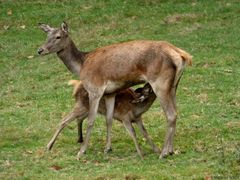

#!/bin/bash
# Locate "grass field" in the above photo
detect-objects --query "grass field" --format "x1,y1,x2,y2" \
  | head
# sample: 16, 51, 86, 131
1, 0, 240, 179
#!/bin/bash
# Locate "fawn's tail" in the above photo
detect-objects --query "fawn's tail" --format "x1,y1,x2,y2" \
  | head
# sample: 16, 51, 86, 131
68, 80, 81, 96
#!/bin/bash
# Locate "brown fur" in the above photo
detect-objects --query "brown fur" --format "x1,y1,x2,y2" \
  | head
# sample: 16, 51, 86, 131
39, 22, 192, 159
47, 81, 159, 158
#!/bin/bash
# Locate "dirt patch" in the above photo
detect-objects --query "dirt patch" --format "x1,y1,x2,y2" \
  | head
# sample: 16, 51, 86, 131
196, 93, 208, 104
163, 13, 200, 25
226, 121, 240, 129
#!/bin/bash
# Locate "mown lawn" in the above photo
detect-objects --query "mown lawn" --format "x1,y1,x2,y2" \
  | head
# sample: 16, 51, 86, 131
0, 0, 240, 179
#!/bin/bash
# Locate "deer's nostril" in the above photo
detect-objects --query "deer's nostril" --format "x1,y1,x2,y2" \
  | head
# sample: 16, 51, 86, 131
38, 48, 44, 54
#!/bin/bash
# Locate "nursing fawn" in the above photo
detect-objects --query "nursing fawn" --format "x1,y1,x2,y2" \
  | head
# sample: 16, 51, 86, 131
47, 81, 159, 158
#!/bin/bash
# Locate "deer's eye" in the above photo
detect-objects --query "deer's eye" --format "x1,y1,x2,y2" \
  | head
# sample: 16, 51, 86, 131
56, 36, 61, 39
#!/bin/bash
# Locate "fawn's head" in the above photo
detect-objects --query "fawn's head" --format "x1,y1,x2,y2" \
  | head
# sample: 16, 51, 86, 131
38, 22, 70, 55
132, 83, 153, 103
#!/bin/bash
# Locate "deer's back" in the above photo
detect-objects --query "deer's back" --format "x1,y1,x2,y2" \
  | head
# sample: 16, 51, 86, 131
80, 40, 180, 93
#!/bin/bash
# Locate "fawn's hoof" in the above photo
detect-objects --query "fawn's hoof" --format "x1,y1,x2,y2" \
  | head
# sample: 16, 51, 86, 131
139, 154, 144, 160
77, 138, 84, 144
46, 143, 53, 151
138, 152, 144, 160
104, 147, 112, 154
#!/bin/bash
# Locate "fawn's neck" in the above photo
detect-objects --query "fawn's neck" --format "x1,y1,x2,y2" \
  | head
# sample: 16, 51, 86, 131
134, 94, 156, 117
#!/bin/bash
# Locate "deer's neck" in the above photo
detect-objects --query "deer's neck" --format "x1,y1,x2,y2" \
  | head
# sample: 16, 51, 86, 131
134, 94, 156, 117
57, 39, 87, 75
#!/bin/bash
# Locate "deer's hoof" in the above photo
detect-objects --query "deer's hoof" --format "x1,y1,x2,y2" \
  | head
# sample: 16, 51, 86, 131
104, 147, 112, 154
159, 151, 175, 159
159, 151, 168, 159
159, 154, 166, 159
77, 150, 86, 160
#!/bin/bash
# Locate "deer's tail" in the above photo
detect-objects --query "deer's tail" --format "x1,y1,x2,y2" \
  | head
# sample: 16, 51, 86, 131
171, 45, 193, 66
172, 46, 192, 87
178, 48, 192, 66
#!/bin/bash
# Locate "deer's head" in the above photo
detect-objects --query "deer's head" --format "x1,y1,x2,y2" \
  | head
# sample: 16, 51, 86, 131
38, 22, 70, 55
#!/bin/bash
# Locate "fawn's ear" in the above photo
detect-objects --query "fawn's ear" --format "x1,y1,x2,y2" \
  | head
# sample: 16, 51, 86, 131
38, 23, 53, 33
61, 21, 68, 33
143, 83, 153, 94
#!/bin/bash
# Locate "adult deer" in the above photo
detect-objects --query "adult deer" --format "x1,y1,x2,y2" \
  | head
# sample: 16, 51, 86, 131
38, 22, 192, 159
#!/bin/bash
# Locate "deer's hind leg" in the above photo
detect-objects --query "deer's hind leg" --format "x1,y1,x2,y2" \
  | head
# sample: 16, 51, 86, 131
150, 73, 177, 158
159, 87, 177, 158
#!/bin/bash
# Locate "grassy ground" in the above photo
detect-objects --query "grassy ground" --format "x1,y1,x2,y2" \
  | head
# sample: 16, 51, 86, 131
1, 0, 240, 179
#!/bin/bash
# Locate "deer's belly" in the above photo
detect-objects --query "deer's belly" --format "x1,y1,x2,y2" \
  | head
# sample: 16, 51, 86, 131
105, 79, 145, 94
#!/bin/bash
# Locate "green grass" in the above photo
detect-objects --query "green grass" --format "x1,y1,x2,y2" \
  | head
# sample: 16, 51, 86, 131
1, 0, 240, 179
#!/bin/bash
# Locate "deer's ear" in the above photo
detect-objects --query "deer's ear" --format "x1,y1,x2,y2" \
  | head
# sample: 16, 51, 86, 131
39, 23, 53, 33
61, 21, 68, 33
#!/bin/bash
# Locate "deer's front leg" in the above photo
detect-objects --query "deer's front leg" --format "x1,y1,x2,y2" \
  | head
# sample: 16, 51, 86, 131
77, 94, 101, 160
104, 94, 116, 153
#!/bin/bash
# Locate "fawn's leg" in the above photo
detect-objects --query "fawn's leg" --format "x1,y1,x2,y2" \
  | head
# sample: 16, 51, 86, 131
135, 117, 161, 154
77, 114, 88, 143
122, 120, 144, 159
77, 119, 84, 143
47, 111, 78, 150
